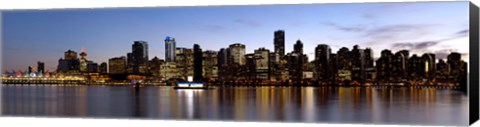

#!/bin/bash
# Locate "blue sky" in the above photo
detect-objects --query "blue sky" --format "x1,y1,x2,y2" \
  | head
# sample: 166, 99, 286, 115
1, 1, 469, 71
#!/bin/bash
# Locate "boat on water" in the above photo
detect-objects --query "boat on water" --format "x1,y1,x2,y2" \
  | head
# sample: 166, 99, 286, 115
173, 82, 213, 89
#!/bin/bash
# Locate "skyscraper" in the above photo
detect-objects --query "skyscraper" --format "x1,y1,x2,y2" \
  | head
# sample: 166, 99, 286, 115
99, 62, 108, 74
109, 56, 127, 74
148, 57, 164, 80
64, 50, 77, 60
350, 45, 366, 83
128, 41, 149, 74
176, 47, 194, 80
377, 49, 393, 82
202, 50, 218, 80
57, 49, 80, 73
254, 47, 270, 80
37, 61, 45, 73
80, 48, 87, 72
274, 30, 285, 61
165, 36, 176, 62
294, 39, 304, 54
228, 43, 246, 65
315, 44, 331, 82
193, 44, 203, 81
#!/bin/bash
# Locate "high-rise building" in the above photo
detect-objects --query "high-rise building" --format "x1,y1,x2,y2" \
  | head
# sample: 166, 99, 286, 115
127, 41, 149, 74
99, 62, 108, 74
109, 56, 127, 74
328, 53, 338, 83
245, 53, 256, 80
148, 57, 164, 80
286, 40, 307, 83
364, 48, 375, 68
160, 62, 178, 80
447, 52, 466, 84
274, 30, 285, 61
64, 50, 77, 60
176, 47, 194, 80
165, 36, 176, 62
37, 61, 45, 73
351, 45, 366, 83
202, 50, 218, 80
254, 48, 270, 80
193, 44, 203, 81
421, 53, 436, 81
57, 50, 80, 73
315, 44, 331, 82
293, 40, 303, 54
435, 59, 450, 82
80, 48, 88, 72
392, 52, 407, 81
86, 61, 98, 73
376, 49, 393, 82
407, 54, 421, 81
228, 43, 246, 65
28, 66, 34, 74
217, 48, 229, 80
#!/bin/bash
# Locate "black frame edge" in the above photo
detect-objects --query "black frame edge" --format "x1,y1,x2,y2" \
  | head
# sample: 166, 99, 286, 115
469, 1, 480, 125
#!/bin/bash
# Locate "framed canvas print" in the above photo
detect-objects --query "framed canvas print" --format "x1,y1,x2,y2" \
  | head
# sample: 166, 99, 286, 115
1, 0, 479, 126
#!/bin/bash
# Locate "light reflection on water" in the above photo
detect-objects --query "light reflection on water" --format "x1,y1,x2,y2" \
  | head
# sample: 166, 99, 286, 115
1, 85, 469, 126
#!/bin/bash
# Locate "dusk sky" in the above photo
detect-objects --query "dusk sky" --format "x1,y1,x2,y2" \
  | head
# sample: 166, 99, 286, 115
1, 1, 470, 72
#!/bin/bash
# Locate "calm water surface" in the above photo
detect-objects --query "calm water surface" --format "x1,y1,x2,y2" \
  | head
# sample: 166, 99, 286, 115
1, 85, 469, 126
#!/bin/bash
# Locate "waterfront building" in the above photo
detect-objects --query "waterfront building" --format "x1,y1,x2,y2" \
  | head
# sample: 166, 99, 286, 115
57, 49, 80, 74
86, 61, 99, 73
109, 56, 127, 74
165, 36, 176, 62
435, 59, 450, 82
148, 56, 164, 80
80, 48, 87, 72
336, 47, 351, 83
176, 47, 194, 80
99, 62, 108, 74
447, 52, 466, 85
129, 41, 149, 74
193, 44, 203, 81
245, 53, 256, 80
228, 43, 246, 65
328, 53, 338, 83
160, 62, 179, 80
421, 53, 436, 82
202, 50, 218, 81
408, 54, 422, 81
64, 50, 77, 60
37, 61, 45, 74
217, 48, 229, 80
392, 52, 407, 82
286, 40, 307, 83
274, 30, 285, 61
376, 49, 393, 82
315, 44, 331, 83
254, 48, 270, 80
351, 45, 367, 83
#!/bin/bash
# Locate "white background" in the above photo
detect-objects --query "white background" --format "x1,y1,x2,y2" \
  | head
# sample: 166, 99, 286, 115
0, 0, 479, 127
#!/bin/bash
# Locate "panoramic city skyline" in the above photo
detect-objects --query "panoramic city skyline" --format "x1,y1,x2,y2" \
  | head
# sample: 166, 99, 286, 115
2, 2, 469, 71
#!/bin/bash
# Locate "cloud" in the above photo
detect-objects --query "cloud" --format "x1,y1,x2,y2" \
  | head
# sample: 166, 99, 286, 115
322, 22, 368, 32
203, 25, 226, 32
434, 49, 459, 60
454, 29, 469, 37
392, 41, 440, 50
234, 19, 262, 27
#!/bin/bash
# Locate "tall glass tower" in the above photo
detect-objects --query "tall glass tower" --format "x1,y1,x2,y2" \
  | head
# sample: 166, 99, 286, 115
165, 36, 176, 62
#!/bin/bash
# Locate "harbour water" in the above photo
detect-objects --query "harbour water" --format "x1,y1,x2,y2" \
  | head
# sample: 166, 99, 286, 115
1, 85, 469, 126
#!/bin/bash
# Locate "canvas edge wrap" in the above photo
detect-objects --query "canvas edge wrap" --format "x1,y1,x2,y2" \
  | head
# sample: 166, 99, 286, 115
469, 1, 479, 125
0, 11, 3, 116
